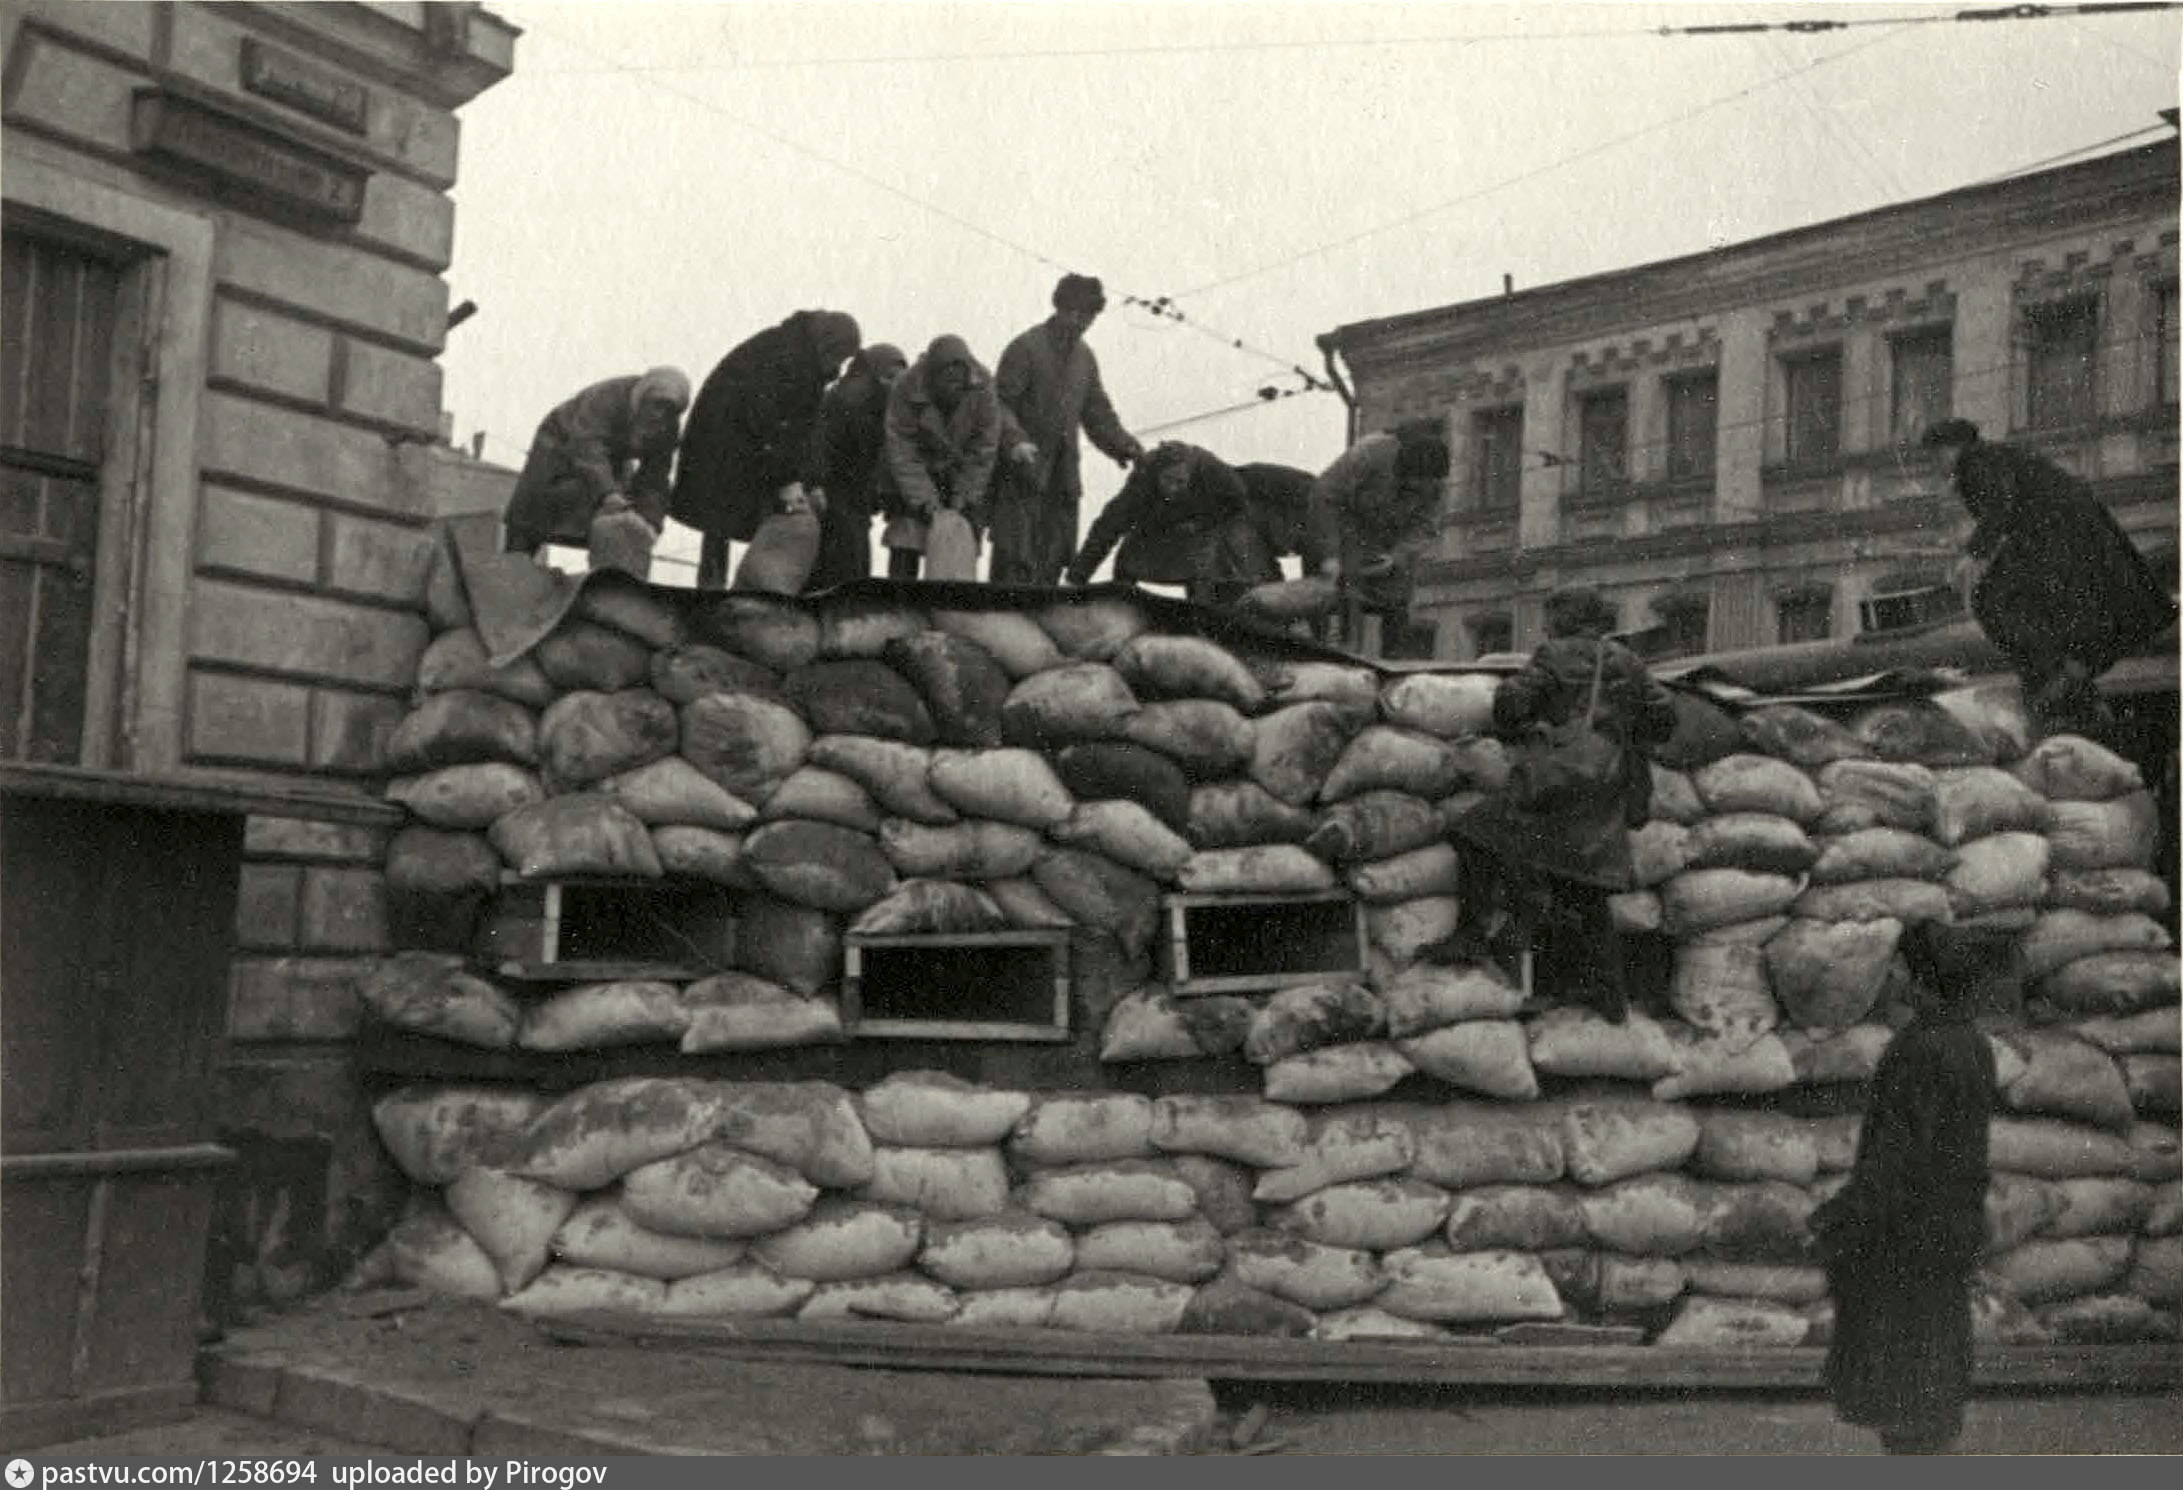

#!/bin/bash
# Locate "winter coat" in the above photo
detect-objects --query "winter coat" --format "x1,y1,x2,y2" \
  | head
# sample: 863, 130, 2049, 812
1305, 433, 1442, 582
1448, 634, 1679, 890
994, 317, 1133, 505
503, 376, 678, 550
669, 313, 838, 542
879, 339, 1001, 552
1066, 444, 1248, 586
1814, 1014, 1995, 1442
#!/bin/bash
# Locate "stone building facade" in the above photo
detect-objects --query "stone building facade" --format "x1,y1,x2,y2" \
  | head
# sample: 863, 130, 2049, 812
1319, 139, 2180, 662
2, 1, 514, 1293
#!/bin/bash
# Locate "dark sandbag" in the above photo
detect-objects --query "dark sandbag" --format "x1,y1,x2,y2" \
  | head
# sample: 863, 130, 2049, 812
850, 880, 1008, 935
1738, 705, 1874, 769
1187, 781, 1317, 849
1001, 663, 1140, 749
1056, 742, 1193, 834
1036, 595, 1149, 661
1033, 849, 1162, 957
385, 824, 503, 899
385, 763, 544, 830
690, 593, 821, 672
416, 629, 555, 708
680, 692, 811, 799
490, 795, 663, 879
1307, 790, 1443, 864
883, 631, 1010, 748
806, 736, 957, 825
1252, 702, 1359, 807
757, 768, 882, 833
650, 643, 782, 706
534, 619, 654, 693
385, 690, 537, 773
1651, 689, 1748, 772
538, 689, 679, 791
573, 572, 686, 648
362, 951, 519, 1049
742, 821, 897, 914
1851, 701, 1996, 768
817, 593, 928, 659
1243, 981, 1388, 1066
1122, 699, 1257, 781
1179, 1277, 1317, 1337
423, 530, 472, 632
784, 658, 936, 745
735, 893, 843, 995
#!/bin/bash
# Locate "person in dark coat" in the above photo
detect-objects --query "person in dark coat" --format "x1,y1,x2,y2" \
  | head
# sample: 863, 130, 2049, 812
1199, 461, 1322, 607
502, 367, 691, 560
1063, 441, 1250, 600
670, 309, 863, 589
1421, 587, 1679, 1020
1305, 423, 1450, 629
1811, 921, 1996, 1455
807, 343, 907, 592
1924, 418, 2177, 737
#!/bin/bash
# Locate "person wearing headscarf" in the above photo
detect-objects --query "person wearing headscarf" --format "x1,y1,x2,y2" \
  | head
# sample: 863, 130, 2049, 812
990, 274, 1146, 585
1305, 421, 1452, 627
1420, 586, 1678, 1021
1923, 418, 2176, 737
1063, 441, 1250, 601
670, 309, 863, 589
502, 367, 691, 563
879, 335, 1002, 580
807, 343, 908, 591
1812, 922, 1996, 1455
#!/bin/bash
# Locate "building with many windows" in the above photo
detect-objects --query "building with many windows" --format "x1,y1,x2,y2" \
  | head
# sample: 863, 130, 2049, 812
1319, 138, 2179, 662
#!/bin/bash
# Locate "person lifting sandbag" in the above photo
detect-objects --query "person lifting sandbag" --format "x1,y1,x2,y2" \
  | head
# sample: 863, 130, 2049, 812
502, 368, 691, 581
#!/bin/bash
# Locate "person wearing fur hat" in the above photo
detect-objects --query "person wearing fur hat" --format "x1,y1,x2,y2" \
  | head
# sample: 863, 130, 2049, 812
807, 343, 908, 591
1305, 420, 1452, 626
502, 367, 691, 574
879, 335, 1002, 579
990, 274, 1146, 585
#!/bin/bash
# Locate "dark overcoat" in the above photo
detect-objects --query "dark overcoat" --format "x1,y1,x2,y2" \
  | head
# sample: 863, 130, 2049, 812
1066, 445, 1248, 586
669, 314, 835, 543
503, 375, 677, 551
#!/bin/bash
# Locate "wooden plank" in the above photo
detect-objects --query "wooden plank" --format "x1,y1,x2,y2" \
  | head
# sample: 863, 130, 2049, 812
1173, 969, 1365, 996
0, 761, 400, 824
1, 1144, 235, 1178
848, 1019, 1073, 1044
494, 960, 702, 985
1164, 892, 1355, 908
846, 931, 1069, 948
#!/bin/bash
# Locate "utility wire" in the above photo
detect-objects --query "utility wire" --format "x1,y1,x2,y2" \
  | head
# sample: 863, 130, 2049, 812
1971, 122, 2175, 182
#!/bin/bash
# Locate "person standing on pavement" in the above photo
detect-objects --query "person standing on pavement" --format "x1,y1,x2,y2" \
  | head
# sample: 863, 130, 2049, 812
1063, 440, 1249, 601
1811, 922, 1997, 1456
501, 367, 691, 576
807, 343, 908, 591
1305, 421, 1451, 637
879, 335, 1002, 580
670, 309, 863, 589
991, 274, 1145, 585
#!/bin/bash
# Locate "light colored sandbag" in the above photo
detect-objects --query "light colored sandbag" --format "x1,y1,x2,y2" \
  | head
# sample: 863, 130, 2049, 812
976, 876, 1070, 932
1113, 632, 1264, 712
1528, 1007, 1682, 1081
953, 1288, 1059, 1327
1686, 813, 1819, 876
1254, 1111, 1415, 1204
539, 690, 679, 793
653, 1262, 815, 1319
1853, 700, 1996, 768
1652, 1024, 1796, 1101
2043, 1177, 2155, 1239
1660, 868, 1804, 936
2128, 1236, 2182, 1305
1012, 1093, 1155, 1165
752, 1199, 924, 1282
2126, 1054, 2180, 1115
416, 628, 553, 707
1166, 1153, 1258, 1235
857, 1145, 1011, 1221
1256, 658, 1382, 714
1346, 842, 1464, 903
1263, 1043, 1414, 1104
551, 1197, 748, 1281
848, 879, 1007, 936
1656, 1295, 1809, 1348
1368, 895, 1465, 965
1681, 1262, 1828, 1304
1074, 1218, 1227, 1284
1244, 982, 1387, 1066
1809, 827, 1955, 884
2147, 1183, 2183, 1237
1944, 831, 2050, 917
999, 663, 1139, 748
1397, 1020, 1539, 1101
742, 820, 896, 914
602, 755, 758, 831
504, 1077, 725, 1190
1377, 1247, 1563, 1323
1321, 726, 1467, 804
1813, 758, 1936, 835
917, 1212, 1075, 1290
814, 594, 927, 659
1782, 1024, 1894, 1086
1150, 1095, 1309, 1168
1764, 917, 1900, 1030
1580, 1173, 1710, 1255
385, 691, 539, 775
1985, 1173, 2061, 1253
1647, 762, 1705, 824
1120, 699, 1256, 782
362, 954, 522, 1049
757, 766, 882, 833
1379, 673, 1499, 738
1669, 941, 1779, 1044
1628, 821, 1694, 888
2002, 1030, 2135, 1131
1018, 1159, 1199, 1226
1398, 1101, 1566, 1188
1101, 989, 1204, 1062
2046, 792, 2162, 872
387, 763, 544, 830
701, 1080, 874, 1190
1185, 780, 1318, 850
1560, 1100, 1701, 1187
1313, 791, 1445, 865
930, 608, 1065, 679
1442, 1185, 1588, 1252
1048, 1271, 1194, 1334
1053, 800, 1192, 880
1251, 701, 1362, 808
1932, 682, 2033, 767
1228, 1229, 1386, 1310
1989, 1236, 2133, 1303
1033, 849, 1161, 953
1312, 1306, 1449, 1341
2038, 951, 2183, 1017
678, 691, 810, 799
2128, 1122, 2181, 1183
372, 1086, 545, 1187
681, 976, 842, 1055
880, 818, 1045, 881
1811, 1114, 1863, 1172
650, 825, 746, 884
385, 1210, 504, 1300
501, 1265, 666, 1318
1932, 766, 2051, 847
730, 508, 821, 594
857, 1073, 1030, 1150
2050, 867, 2173, 919
1738, 703, 1875, 769
1691, 915, 1791, 948
2039, 1294, 2170, 1343
806, 735, 956, 825
2011, 733, 2145, 802
1693, 754, 1823, 824
621, 1144, 819, 1240
1273, 1177, 1450, 1252
2074, 1007, 2183, 1057
1793, 877, 1954, 925
798, 1273, 961, 1324
1177, 845, 1338, 896
1693, 1111, 1821, 1185
1380, 962, 1526, 1037
491, 795, 663, 881
1036, 595, 1150, 661
2022, 910, 2174, 982
521, 980, 688, 1052
445, 1168, 577, 1294
1989, 1117, 2137, 1179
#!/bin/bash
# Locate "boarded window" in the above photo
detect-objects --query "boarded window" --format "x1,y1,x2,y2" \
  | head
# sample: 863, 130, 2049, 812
1783, 349, 1842, 467
1665, 372, 1717, 482
1468, 612, 1513, 659
1776, 590, 1833, 644
2025, 296, 2099, 431
1470, 405, 1523, 512
1889, 327, 1953, 443
1575, 387, 1628, 498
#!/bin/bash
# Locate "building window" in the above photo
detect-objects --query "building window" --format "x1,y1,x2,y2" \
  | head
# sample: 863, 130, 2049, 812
2158, 281, 2179, 408
2024, 295, 2099, 431
1575, 386, 1629, 499
1468, 612, 1513, 659
1776, 588, 1833, 644
1782, 349, 1843, 468
1381, 616, 1437, 661
1664, 372, 1718, 482
1469, 405, 1523, 513
1653, 592, 1711, 659
1889, 326, 1953, 444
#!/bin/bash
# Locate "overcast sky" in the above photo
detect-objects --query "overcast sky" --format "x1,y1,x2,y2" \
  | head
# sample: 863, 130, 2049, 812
435, 0, 2181, 582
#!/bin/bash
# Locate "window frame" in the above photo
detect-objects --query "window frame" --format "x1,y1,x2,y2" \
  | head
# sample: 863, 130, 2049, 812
1663, 369, 1719, 484
2022, 293, 2101, 433
1572, 384, 1630, 501
1887, 324, 1954, 446
1467, 611, 1513, 660
1780, 346, 1845, 471
1468, 403, 1524, 514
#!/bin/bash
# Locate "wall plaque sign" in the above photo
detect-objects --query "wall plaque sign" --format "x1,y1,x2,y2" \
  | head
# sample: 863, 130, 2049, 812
131, 89, 369, 228
239, 37, 370, 136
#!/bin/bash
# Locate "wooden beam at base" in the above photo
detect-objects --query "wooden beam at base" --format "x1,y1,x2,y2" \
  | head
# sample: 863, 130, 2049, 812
536, 1312, 2181, 1393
